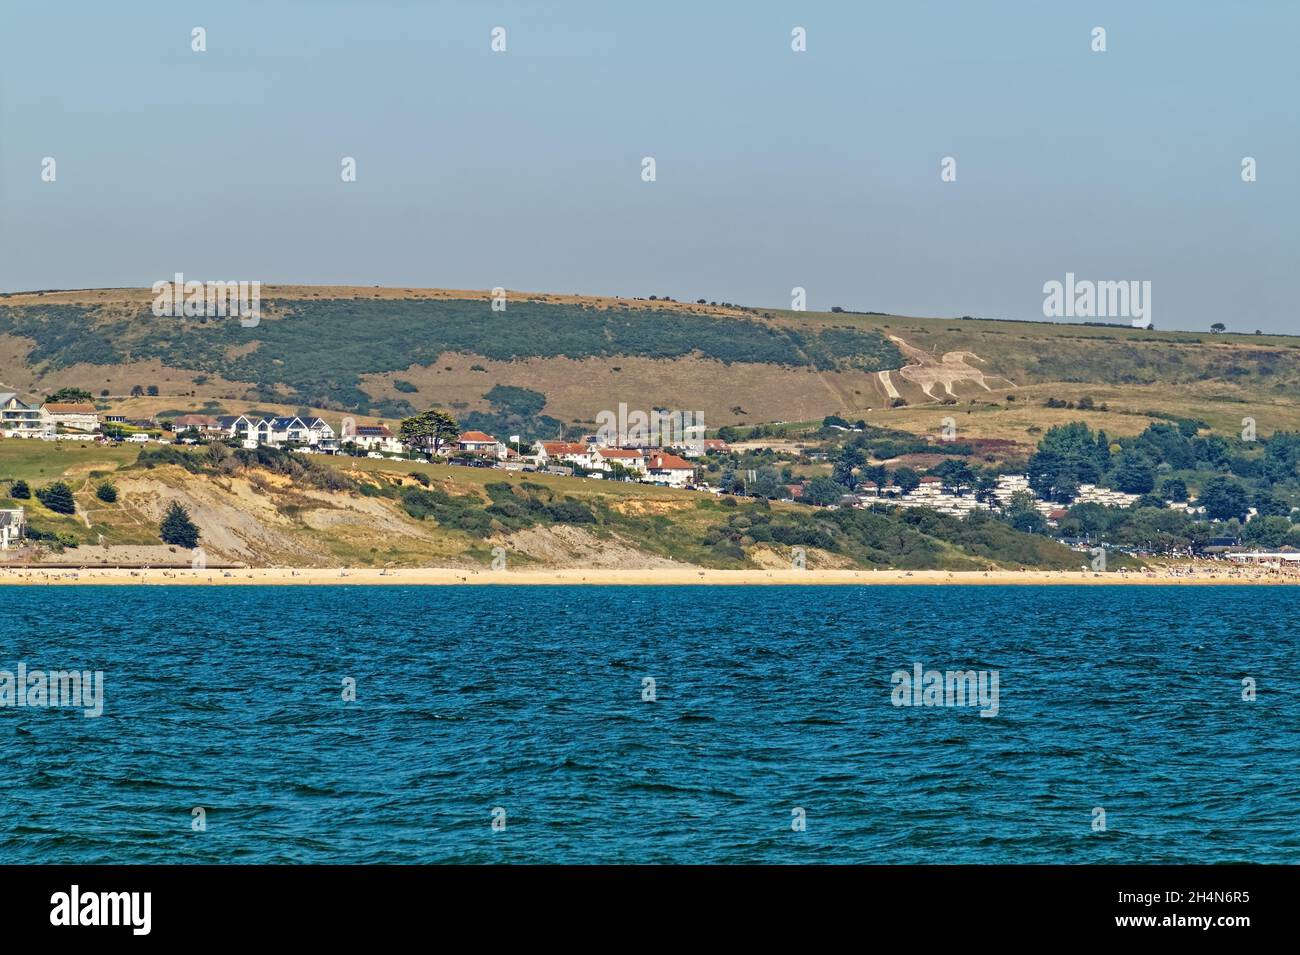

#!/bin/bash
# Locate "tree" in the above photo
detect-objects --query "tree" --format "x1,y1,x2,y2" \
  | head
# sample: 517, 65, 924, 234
159, 502, 200, 548
1112, 451, 1156, 495
1160, 478, 1188, 503
932, 459, 975, 494
1210, 323, 1226, 333
45, 387, 93, 403
9, 480, 30, 499
398, 409, 459, 455
831, 445, 864, 488
146, 385, 159, 396
35, 481, 76, 514
802, 477, 844, 507
130, 385, 144, 397
747, 466, 786, 500
1005, 491, 1046, 533
892, 466, 921, 494
1197, 477, 1251, 522
95, 482, 118, 503
1243, 515, 1292, 549
1049, 470, 1080, 504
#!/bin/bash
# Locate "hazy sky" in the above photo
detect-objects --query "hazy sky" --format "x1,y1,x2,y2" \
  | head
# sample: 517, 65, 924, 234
2, 1, 1296, 332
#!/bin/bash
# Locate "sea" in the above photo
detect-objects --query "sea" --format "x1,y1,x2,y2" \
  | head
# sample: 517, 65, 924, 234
0, 585, 1295, 864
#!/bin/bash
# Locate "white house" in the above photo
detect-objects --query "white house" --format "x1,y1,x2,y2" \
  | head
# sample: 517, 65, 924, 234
537, 441, 603, 471
644, 452, 695, 487
41, 402, 100, 433
217, 415, 255, 441
264, 417, 312, 446
304, 417, 338, 451
595, 447, 648, 475
348, 424, 404, 454
0, 507, 25, 549
0, 394, 51, 438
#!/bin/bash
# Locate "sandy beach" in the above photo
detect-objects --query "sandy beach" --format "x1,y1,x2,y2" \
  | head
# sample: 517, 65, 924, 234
0, 565, 1296, 586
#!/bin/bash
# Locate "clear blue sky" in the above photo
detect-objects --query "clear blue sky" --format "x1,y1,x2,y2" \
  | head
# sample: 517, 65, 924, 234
1, 0, 1296, 332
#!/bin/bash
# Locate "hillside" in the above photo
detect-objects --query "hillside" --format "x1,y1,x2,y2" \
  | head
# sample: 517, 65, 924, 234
4, 286, 1299, 452
0, 441, 1082, 572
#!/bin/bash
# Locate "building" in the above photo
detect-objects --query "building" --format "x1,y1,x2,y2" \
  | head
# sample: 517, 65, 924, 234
303, 417, 338, 451
537, 441, 602, 470
41, 402, 100, 433
594, 447, 647, 475
265, 417, 312, 445
456, 431, 502, 458
0, 508, 25, 549
644, 452, 696, 487
171, 414, 223, 435
348, 424, 403, 454
217, 415, 255, 442
0, 394, 51, 438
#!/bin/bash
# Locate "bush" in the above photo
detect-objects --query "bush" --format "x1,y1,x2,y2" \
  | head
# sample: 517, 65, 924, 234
9, 479, 30, 499
95, 482, 118, 503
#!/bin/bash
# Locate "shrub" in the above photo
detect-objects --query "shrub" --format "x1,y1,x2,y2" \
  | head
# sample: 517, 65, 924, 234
95, 482, 118, 503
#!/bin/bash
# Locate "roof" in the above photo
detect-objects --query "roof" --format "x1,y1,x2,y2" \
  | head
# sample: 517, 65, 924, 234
217, 415, 250, 427
355, 425, 392, 437
43, 403, 97, 414
458, 431, 497, 443
919, 475, 942, 484
646, 453, 693, 470
597, 448, 645, 459
542, 441, 588, 455
268, 417, 306, 429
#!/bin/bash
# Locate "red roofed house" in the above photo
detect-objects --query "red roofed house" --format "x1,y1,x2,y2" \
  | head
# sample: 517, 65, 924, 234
594, 447, 647, 476
536, 440, 601, 470
457, 431, 502, 458
644, 453, 696, 487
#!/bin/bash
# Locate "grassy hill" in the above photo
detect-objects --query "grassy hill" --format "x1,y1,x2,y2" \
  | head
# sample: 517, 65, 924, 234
3, 285, 1298, 452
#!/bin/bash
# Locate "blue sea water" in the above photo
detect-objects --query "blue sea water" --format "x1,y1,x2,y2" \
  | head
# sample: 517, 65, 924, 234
0, 585, 1295, 864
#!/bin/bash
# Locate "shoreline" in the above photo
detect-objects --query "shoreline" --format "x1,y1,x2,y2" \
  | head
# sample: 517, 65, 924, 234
0, 566, 1296, 586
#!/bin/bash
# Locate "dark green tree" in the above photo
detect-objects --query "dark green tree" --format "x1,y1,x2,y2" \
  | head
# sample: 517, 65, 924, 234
802, 476, 844, 507
159, 501, 200, 548
398, 409, 460, 454
35, 481, 76, 514
1197, 477, 1251, 522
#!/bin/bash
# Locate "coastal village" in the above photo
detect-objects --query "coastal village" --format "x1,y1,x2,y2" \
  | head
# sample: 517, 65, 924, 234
1, 387, 1292, 574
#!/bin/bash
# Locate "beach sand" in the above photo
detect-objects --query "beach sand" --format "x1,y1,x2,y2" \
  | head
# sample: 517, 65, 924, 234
0, 566, 1295, 586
